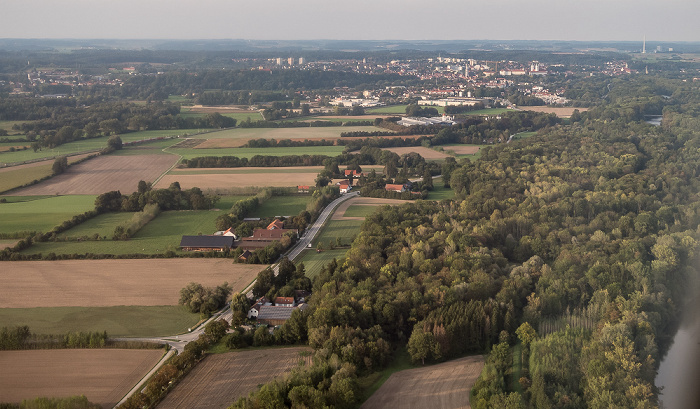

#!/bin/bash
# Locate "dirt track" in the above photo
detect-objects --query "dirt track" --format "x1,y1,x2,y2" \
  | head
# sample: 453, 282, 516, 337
7, 155, 177, 195
157, 347, 312, 409
0, 349, 163, 408
361, 355, 485, 409
0, 259, 264, 308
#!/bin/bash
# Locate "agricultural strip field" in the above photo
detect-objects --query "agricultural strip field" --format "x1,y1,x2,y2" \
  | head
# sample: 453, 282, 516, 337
155, 171, 319, 190
366, 105, 445, 115
56, 212, 137, 239
0, 153, 97, 193
382, 146, 452, 160
184, 126, 381, 141
360, 355, 485, 409
0, 195, 96, 235
7, 155, 178, 196
0, 306, 199, 337
169, 146, 345, 160
169, 166, 324, 175
0, 259, 264, 308
461, 108, 512, 116
248, 195, 311, 218
0, 349, 164, 408
441, 145, 480, 155
157, 347, 312, 409
519, 106, 588, 117
22, 209, 233, 255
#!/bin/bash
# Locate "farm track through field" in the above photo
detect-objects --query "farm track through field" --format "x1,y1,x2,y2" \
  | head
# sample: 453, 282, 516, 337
0, 259, 265, 308
6, 155, 178, 195
361, 356, 485, 409
0, 349, 163, 409
156, 347, 312, 409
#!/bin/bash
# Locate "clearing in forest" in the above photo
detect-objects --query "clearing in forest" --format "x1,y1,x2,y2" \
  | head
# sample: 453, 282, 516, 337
519, 106, 588, 117
382, 146, 451, 160
7, 155, 178, 196
361, 355, 485, 409
0, 349, 163, 409
157, 347, 312, 409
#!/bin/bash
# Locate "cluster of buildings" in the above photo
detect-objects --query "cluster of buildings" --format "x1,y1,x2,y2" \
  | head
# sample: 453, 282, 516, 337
179, 218, 298, 259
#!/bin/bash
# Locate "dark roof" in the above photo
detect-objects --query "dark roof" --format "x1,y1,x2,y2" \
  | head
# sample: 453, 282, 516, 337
257, 305, 295, 321
180, 235, 234, 249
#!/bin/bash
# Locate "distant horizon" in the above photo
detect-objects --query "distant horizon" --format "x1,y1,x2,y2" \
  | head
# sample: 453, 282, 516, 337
3, 1, 699, 43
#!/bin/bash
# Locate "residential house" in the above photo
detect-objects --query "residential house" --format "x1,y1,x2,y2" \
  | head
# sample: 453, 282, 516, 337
384, 184, 407, 193
274, 296, 295, 307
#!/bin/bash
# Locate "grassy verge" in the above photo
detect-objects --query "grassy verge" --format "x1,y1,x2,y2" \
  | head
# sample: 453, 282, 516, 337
0, 305, 200, 337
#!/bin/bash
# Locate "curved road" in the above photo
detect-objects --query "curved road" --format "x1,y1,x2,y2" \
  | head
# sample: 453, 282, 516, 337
112, 191, 358, 408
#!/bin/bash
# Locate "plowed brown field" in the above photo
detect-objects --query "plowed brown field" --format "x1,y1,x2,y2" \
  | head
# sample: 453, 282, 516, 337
0, 259, 264, 308
0, 349, 163, 408
157, 347, 312, 409
382, 146, 451, 160
7, 155, 177, 195
155, 172, 319, 189
361, 355, 485, 409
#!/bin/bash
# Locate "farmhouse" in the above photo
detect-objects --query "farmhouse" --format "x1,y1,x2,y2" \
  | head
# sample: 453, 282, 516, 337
344, 169, 363, 177
297, 185, 310, 192
274, 296, 295, 307
267, 219, 285, 230
179, 235, 234, 252
385, 184, 407, 193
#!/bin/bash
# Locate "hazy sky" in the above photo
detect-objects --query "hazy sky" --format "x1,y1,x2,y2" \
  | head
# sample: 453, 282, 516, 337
2, 0, 698, 42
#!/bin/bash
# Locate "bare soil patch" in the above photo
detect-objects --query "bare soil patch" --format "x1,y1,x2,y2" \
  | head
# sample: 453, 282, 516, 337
442, 145, 480, 155
0, 349, 163, 408
333, 197, 406, 220
0, 259, 264, 308
361, 355, 485, 409
156, 172, 319, 190
7, 155, 177, 196
382, 146, 451, 160
519, 106, 588, 117
157, 347, 312, 409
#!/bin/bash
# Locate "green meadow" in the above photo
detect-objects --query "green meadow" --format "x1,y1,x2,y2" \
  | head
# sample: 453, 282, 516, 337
297, 248, 347, 279
249, 195, 311, 218
0, 195, 97, 235
342, 205, 381, 218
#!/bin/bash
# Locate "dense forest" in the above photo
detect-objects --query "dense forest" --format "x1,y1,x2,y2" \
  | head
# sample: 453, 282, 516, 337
226, 75, 700, 408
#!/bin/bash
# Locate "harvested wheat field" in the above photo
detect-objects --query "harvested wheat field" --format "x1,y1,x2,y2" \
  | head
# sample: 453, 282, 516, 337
157, 347, 312, 409
0, 259, 264, 308
382, 146, 451, 160
7, 155, 177, 196
442, 145, 480, 155
156, 172, 319, 190
519, 106, 588, 117
333, 197, 406, 220
361, 356, 485, 409
0, 349, 163, 408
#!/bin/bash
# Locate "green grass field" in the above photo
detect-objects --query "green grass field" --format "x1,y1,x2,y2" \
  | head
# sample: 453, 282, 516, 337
0, 306, 200, 337
0, 195, 97, 235
179, 110, 264, 123
297, 248, 347, 279
439, 144, 485, 161
249, 195, 311, 218
23, 209, 226, 255
462, 108, 512, 116
511, 131, 538, 140
56, 212, 137, 239
0, 120, 34, 133
342, 205, 381, 218
169, 146, 345, 160
313, 219, 364, 247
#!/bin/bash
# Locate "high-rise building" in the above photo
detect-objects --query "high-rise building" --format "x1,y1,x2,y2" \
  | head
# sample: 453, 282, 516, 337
299, 57, 305, 65
288, 57, 294, 66
276, 58, 282, 66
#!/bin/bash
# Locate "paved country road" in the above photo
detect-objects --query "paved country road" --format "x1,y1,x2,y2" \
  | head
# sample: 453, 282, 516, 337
112, 191, 358, 408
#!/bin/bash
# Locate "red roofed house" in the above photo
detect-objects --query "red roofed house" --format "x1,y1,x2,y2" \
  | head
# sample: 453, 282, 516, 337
344, 169, 363, 177
385, 184, 406, 193
274, 296, 295, 307
267, 219, 285, 230
297, 185, 310, 192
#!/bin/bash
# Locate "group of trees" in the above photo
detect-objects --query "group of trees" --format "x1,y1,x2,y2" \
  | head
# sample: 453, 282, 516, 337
178, 282, 232, 316
0, 326, 108, 350
94, 181, 218, 213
